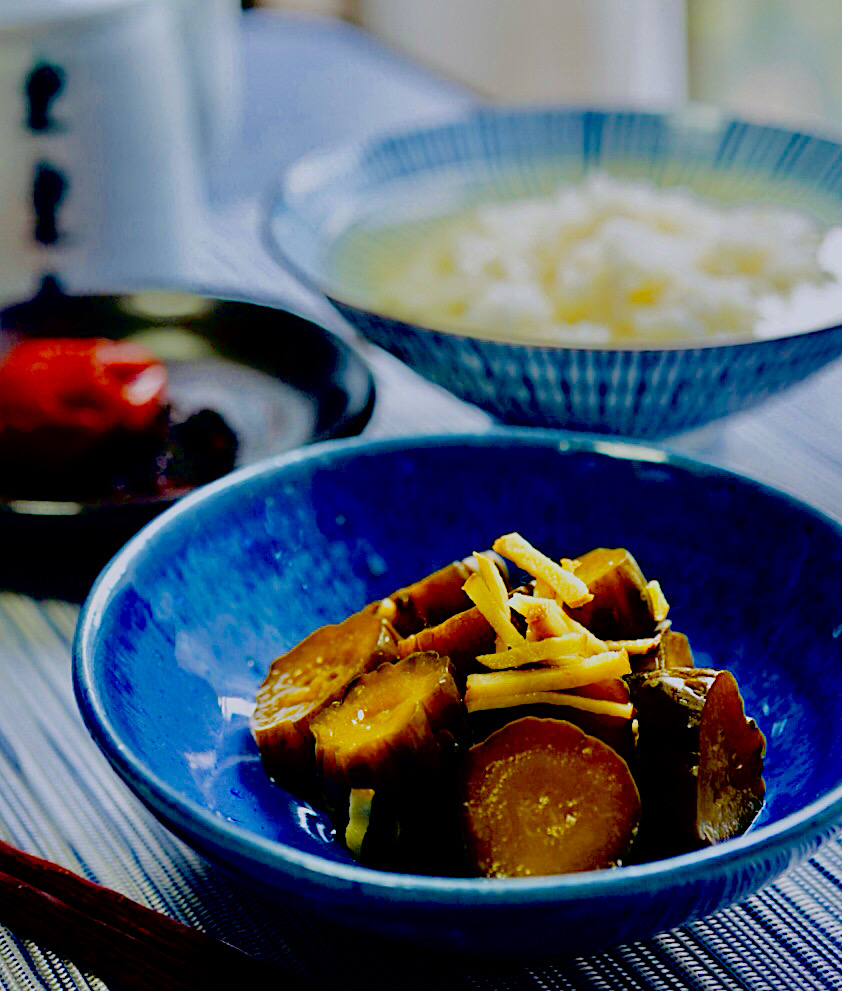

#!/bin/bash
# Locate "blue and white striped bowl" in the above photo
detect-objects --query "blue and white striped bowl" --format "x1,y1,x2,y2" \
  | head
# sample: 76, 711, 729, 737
265, 107, 842, 437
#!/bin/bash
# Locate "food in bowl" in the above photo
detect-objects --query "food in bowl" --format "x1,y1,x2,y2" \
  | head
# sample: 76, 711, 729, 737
253, 533, 765, 878
355, 173, 829, 346
268, 109, 842, 435
0, 336, 238, 502
71, 432, 842, 955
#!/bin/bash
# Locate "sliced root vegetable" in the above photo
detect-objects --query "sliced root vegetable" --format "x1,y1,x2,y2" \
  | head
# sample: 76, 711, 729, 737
604, 634, 662, 654
626, 666, 764, 861
475, 633, 592, 670
311, 651, 465, 792
474, 551, 511, 618
697, 671, 766, 844
345, 788, 376, 857
509, 593, 574, 640
626, 664, 715, 860
566, 547, 655, 640
465, 650, 631, 708
374, 552, 508, 638
396, 605, 496, 683
251, 611, 399, 790
462, 572, 524, 649
468, 678, 635, 759
627, 666, 717, 743
466, 690, 633, 719
312, 651, 469, 874
460, 717, 641, 877
633, 627, 695, 674
492, 533, 593, 608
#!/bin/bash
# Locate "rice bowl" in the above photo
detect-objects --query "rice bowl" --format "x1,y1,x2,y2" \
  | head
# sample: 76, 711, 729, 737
265, 107, 842, 436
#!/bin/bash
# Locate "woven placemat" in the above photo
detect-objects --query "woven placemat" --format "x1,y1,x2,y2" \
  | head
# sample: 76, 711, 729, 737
1, 559, 841, 991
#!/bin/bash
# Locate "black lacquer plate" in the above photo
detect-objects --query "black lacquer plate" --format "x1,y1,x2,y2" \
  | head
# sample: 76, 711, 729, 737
0, 287, 375, 599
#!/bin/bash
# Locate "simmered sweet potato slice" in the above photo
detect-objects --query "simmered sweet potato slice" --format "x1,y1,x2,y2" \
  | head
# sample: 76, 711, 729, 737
375, 553, 508, 638
698, 671, 766, 844
311, 651, 467, 872
251, 611, 399, 790
567, 548, 656, 640
253, 553, 504, 790
396, 606, 497, 684
311, 651, 465, 791
460, 717, 641, 878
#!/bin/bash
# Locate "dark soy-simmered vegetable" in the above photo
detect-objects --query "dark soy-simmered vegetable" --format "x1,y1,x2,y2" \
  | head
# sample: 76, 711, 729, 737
396, 606, 497, 685
252, 537, 765, 877
251, 611, 398, 790
460, 717, 641, 877
698, 670, 766, 844
635, 628, 695, 673
625, 667, 715, 860
253, 555, 503, 790
378, 553, 508, 637
311, 651, 467, 874
342, 778, 468, 876
567, 548, 657, 640
311, 651, 464, 792
626, 667, 765, 861
469, 676, 632, 740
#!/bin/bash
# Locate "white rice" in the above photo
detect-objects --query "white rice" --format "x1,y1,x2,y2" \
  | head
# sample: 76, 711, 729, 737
367, 173, 829, 345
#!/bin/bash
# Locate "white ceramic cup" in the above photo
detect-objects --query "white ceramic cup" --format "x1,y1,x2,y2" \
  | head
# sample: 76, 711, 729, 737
0, 0, 205, 306
167, 0, 242, 166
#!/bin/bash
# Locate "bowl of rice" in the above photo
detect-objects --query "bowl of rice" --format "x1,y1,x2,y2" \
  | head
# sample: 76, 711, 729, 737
265, 106, 842, 437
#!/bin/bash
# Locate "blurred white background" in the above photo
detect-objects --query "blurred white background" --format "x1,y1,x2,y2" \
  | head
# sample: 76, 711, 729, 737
249, 0, 842, 132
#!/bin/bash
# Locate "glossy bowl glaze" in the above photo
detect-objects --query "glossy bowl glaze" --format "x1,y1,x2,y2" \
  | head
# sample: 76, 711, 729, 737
265, 107, 842, 437
73, 431, 842, 957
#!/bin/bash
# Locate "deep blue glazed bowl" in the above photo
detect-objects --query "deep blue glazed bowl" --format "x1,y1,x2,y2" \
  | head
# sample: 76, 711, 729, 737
265, 107, 842, 437
73, 431, 842, 957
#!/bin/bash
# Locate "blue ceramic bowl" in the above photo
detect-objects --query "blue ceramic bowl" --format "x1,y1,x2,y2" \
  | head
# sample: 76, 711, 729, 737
265, 107, 842, 437
73, 431, 842, 957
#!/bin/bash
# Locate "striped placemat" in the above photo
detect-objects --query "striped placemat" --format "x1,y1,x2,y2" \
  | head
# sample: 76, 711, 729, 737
2, 587, 842, 991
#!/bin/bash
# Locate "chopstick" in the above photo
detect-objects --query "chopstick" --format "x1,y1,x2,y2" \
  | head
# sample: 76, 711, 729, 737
0, 838, 297, 991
